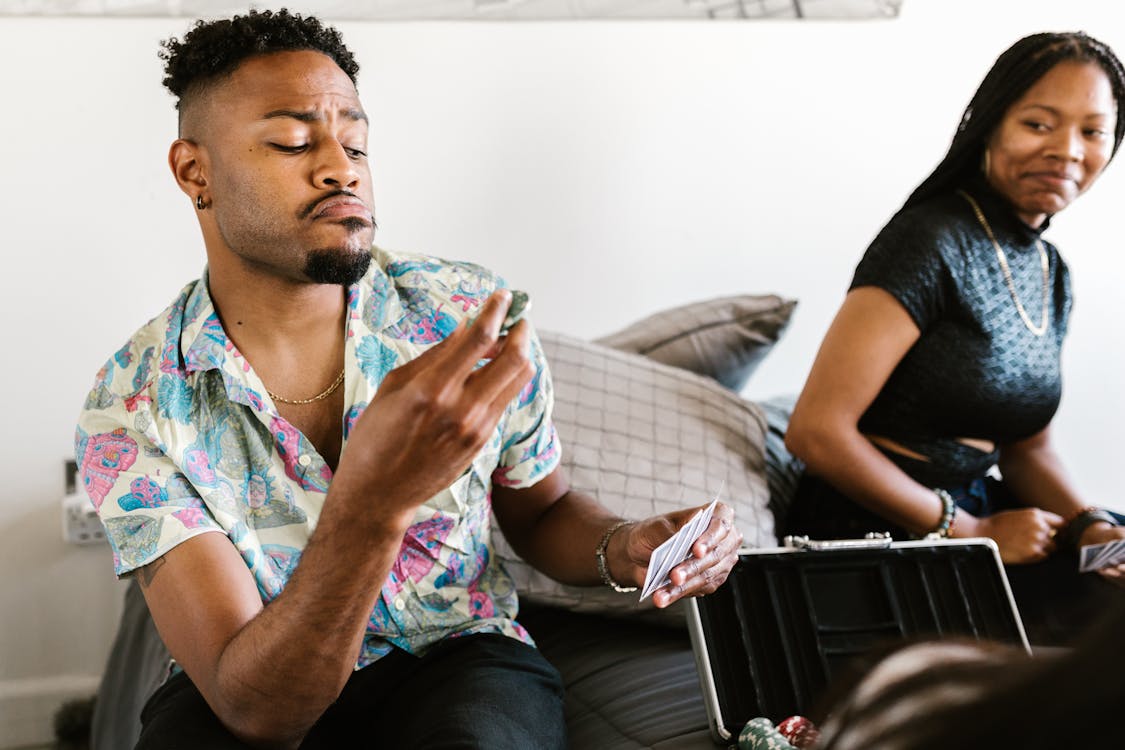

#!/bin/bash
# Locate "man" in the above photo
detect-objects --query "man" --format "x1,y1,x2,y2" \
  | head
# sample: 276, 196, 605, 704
76, 10, 740, 749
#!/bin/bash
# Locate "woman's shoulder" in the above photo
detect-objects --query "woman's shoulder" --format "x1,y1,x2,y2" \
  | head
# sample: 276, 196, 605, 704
875, 191, 978, 249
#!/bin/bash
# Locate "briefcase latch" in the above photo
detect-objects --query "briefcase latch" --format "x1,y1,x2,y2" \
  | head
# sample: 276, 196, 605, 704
782, 532, 893, 551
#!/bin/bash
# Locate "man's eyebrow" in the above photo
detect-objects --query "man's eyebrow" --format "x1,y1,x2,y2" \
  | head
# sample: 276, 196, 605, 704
261, 108, 369, 123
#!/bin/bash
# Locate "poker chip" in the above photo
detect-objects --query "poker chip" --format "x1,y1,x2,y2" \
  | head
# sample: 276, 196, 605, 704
776, 715, 821, 749
738, 717, 796, 750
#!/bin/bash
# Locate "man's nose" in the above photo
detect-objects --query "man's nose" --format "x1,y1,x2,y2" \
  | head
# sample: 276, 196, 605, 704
313, 141, 361, 189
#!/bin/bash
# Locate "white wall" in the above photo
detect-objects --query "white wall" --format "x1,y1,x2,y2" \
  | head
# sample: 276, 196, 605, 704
2, 0, 1124, 744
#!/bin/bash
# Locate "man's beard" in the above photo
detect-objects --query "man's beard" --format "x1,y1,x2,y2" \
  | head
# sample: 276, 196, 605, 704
304, 243, 372, 286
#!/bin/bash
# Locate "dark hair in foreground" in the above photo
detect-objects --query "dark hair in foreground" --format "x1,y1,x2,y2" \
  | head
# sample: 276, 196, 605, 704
903, 31, 1125, 211
159, 8, 359, 110
816, 599, 1125, 750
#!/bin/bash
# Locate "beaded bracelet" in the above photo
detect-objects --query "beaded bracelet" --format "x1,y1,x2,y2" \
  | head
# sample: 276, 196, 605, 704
595, 520, 638, 593
923, 488, 956, 539
1060, 506, 1119, 550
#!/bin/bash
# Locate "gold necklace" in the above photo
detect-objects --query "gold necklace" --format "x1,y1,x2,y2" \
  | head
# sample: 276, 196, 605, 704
266, 367, 346, 405
957, 190, 1049, 337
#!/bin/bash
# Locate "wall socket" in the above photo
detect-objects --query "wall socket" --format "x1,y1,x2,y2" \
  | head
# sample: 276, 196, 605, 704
62, 458, 106, 546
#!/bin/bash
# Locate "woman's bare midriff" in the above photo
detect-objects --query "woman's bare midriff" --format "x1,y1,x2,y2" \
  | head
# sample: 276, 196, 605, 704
865, 434, 996, 463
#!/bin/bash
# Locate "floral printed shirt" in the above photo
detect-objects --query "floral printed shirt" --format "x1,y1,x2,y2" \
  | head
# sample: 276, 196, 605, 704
75, 247, 561, 667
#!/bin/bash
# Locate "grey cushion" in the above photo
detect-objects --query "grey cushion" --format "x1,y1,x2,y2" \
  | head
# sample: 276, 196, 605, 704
595, 295, 796, 392
518, 603, 715, 749
494, 330, 773, 625
758, 394, 804, 532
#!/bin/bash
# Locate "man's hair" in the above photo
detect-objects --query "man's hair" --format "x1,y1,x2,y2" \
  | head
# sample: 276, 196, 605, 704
901, 31, 1125, 212
159, 8, 360, 112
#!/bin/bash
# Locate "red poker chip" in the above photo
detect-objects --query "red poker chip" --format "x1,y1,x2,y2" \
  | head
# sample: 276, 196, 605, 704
776, 715, 820, 749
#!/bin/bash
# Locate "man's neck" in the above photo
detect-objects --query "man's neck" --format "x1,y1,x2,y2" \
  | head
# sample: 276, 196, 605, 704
206, 253, 349, 399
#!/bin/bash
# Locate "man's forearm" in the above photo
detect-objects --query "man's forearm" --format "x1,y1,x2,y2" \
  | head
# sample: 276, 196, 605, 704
504, 489, 621, 586
201, 494, 412, 747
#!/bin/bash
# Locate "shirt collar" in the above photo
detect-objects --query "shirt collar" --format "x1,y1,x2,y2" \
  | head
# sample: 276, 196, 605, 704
180, 253, 406, 378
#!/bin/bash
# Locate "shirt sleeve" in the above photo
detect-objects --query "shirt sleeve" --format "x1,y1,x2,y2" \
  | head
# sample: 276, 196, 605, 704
850, 213, 952, 332
75, 388, 224, 578
491, 323, 562, 490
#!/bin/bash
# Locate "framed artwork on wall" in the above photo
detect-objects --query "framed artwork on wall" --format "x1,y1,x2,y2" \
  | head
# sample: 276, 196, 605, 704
2, 0, 903, 20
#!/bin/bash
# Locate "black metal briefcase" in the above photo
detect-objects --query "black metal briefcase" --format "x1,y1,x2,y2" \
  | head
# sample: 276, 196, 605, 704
686, 535, 1029, 743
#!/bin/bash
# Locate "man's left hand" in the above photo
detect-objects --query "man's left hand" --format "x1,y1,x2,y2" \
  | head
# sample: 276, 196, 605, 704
609, 503, 742, 608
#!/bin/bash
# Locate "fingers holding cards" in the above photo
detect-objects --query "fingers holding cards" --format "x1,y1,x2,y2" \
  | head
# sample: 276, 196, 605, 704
640, 498, 741, 607
640, 499, 717, 600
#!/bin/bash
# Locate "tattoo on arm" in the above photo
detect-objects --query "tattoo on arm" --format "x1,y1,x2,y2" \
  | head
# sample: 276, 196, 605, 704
134, 556, 167, 589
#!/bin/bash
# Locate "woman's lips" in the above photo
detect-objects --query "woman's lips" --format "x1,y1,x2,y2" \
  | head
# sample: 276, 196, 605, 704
1026, 171, 1077, 189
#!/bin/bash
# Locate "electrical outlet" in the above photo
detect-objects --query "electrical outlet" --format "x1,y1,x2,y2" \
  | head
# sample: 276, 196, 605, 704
61, 473, 106, 548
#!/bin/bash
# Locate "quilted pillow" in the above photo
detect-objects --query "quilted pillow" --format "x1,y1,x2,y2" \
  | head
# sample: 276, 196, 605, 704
595, 294, 796, 392
494, 330, 773, 624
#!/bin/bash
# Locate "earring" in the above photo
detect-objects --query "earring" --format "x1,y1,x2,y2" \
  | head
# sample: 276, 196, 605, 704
196, 195, 206, 210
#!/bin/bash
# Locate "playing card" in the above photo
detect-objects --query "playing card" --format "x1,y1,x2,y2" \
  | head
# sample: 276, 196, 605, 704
1079, 539, 1125, 572
640, 497, 719, 600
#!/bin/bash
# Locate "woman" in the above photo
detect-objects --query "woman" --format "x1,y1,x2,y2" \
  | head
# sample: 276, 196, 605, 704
784, 32, 1125, 645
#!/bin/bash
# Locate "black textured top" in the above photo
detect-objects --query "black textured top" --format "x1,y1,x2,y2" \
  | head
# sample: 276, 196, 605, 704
851, 173, 1072, 486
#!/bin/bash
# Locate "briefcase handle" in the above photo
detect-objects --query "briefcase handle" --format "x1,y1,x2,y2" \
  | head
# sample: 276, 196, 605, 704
782, 532, 893, 551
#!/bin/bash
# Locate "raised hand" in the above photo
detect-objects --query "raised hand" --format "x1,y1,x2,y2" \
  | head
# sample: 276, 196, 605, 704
331, 289, 535, 526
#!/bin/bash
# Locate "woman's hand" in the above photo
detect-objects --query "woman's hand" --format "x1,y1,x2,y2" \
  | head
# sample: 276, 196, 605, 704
1077, 522, 1125, 587
966, 508, 1064, 564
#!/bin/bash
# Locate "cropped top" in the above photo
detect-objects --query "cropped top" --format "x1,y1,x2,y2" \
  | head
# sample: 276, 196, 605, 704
852, 174, 1072, 486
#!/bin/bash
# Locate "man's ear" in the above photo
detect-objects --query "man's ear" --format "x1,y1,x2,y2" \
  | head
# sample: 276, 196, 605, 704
169, 139, 208, 204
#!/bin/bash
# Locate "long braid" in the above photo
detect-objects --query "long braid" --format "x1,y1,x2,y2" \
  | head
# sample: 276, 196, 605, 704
901, 32, 1125, 213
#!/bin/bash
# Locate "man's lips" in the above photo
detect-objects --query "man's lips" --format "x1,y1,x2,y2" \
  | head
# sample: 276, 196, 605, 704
312, 196, 373, 221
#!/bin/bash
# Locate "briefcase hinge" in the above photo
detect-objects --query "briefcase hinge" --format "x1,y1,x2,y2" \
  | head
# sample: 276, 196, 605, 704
782, 532, 893, 551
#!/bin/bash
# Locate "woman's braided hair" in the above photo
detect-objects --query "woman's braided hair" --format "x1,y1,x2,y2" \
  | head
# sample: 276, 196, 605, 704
159, 8, 359, 111
902, 31, 1125, 211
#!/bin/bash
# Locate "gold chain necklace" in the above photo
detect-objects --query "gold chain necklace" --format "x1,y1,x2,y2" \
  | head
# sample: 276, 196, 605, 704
957, 190, 1049, 337
266, 367, 346, 405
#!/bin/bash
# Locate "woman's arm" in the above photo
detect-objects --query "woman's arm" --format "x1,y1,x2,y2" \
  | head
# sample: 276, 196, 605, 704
1000, 428, 1125, 580
786, 287, 1059, 562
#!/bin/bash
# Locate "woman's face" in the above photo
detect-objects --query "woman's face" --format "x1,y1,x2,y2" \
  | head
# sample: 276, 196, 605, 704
986, 60, 1116, 227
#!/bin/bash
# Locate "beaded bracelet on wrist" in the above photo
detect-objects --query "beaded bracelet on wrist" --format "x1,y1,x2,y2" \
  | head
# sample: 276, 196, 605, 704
913, 488, 956, 540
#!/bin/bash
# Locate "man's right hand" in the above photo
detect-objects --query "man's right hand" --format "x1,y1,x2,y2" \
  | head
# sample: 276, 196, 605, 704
331, 288, 536, 528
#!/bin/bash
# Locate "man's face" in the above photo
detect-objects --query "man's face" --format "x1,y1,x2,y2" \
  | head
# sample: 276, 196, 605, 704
189, 50, 375, 285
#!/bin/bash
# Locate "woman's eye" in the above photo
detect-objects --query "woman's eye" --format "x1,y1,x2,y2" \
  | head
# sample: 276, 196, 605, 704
1085, 129, 1109, 139
345, 147, 368, 159
271, 143, 308, 153
1023, 121, 1049, 132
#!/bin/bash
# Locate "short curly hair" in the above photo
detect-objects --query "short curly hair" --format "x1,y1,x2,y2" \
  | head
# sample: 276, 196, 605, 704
159, 8, 359, 112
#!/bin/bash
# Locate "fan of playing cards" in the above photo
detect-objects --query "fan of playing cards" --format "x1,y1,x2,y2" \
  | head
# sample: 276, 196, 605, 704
640, 496, 720, 601
1079, 539, 1125, 572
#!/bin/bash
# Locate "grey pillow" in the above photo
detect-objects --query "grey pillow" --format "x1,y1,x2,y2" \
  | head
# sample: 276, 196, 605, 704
494, 330, 773, 625
595, 295, 797, 392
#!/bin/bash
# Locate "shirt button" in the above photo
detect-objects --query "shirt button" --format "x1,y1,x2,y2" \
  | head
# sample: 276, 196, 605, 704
394, 597, 406, 611
298, 454, 312, 467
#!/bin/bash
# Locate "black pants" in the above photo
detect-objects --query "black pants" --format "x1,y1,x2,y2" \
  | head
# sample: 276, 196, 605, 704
785, 472, 1125, 646
135, 633, 566, 749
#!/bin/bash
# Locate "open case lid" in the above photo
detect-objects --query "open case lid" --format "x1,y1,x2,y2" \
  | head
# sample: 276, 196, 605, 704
687, 535, 1029, 742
